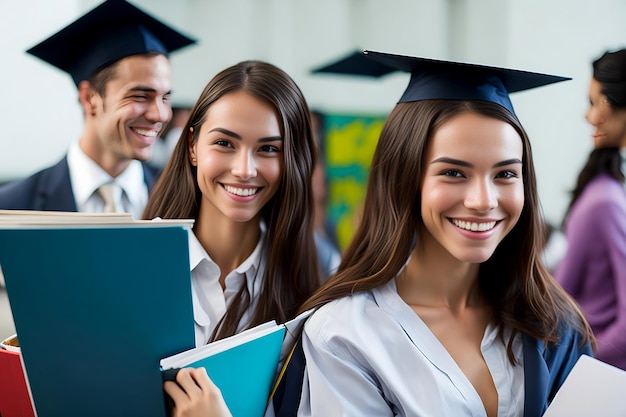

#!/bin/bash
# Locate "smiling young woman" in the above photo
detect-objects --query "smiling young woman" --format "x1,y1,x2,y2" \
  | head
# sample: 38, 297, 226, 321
418, 111, 524, 265
289, 51, 595, 417
142, 60, 324, 416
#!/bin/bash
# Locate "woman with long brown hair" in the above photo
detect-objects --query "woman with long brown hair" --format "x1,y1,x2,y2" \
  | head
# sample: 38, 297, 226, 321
144, 60, 321, 344
143, 59, 323, 417
294, 51, 595, 417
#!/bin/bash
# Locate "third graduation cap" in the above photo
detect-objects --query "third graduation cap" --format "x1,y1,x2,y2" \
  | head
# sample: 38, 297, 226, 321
26, 0, 196, 86
313, 49, 570, 115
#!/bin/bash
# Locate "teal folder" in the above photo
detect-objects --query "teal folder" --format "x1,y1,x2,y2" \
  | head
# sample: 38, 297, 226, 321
161, 322, 286, 417
0, 225, 195, 417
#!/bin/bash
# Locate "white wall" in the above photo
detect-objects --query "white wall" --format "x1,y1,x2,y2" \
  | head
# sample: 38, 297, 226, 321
2, 0, 626, 225
1, 0, 84, 183
505, 0, 626, 224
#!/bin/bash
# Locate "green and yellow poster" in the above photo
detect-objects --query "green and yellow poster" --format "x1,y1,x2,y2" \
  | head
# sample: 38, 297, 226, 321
322, 112, 386, 251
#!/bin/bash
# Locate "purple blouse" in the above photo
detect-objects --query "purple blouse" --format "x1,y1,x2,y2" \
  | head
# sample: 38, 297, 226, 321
555, 174, 626, 370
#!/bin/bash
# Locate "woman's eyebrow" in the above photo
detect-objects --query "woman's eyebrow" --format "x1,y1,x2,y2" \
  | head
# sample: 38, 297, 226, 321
208, 127, 282, 143
208, 127, 240, 139
494, 158, 523, 167
431, 157, 471, 167
431, 157, 522, 168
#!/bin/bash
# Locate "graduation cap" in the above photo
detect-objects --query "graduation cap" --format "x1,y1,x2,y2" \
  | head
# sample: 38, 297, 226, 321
312, 49, 570, 114
311, 50, 395, 78
26, 0, 196, 86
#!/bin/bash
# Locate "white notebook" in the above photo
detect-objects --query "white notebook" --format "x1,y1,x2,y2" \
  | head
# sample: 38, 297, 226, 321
543, 354, 626, 417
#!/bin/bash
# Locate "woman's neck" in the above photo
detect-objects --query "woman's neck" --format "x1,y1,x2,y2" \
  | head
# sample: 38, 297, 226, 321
194, 207, 262, 285
396, 244, 483, 313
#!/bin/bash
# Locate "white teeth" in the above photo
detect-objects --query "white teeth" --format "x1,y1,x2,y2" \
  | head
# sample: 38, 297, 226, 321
452, 219, 496, 232
224, 185, 258, 197
132, 128, 157, 137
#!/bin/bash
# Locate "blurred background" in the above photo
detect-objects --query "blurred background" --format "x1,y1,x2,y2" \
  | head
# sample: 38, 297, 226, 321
1, 0, 626, 335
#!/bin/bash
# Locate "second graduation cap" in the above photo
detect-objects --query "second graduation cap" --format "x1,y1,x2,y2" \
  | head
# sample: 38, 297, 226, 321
313, 49, 571, 115
26, 0, 196, 86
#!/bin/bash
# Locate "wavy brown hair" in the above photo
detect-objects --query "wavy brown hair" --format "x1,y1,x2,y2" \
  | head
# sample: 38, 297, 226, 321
299, 100, 594, 360
144, 60, 320, 340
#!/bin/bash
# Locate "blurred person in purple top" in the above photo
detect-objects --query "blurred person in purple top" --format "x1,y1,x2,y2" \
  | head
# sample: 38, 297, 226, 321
555, 48, 626, 370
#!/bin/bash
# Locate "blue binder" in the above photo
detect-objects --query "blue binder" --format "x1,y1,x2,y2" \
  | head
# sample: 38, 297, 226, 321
0, 225, 195, 417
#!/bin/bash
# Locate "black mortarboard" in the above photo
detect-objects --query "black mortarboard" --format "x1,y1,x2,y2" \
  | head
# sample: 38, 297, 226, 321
26, 0, 196, 86
311, 50, 395, 78
313, 49, 570, 114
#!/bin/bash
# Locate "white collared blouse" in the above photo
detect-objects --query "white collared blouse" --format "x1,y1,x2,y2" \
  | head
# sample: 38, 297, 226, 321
187, 225, 265, 347
298, 277, 524, 417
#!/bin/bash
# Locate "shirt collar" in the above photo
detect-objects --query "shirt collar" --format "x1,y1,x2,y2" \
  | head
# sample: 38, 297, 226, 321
188, 220, 267, 276
67, 141, 147, 213
188, 222, 267, 338
188, 229, 210, 270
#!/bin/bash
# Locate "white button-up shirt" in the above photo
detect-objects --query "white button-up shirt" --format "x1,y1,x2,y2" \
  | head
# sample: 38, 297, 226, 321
67, 141, 149, 219
299, 277, 524, 417
188, 225, 265, 346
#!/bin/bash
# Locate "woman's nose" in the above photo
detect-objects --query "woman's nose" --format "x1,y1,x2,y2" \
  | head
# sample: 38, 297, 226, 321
585, 106, 604, 126
465, 179, 497, 212
231, 150, 257, 180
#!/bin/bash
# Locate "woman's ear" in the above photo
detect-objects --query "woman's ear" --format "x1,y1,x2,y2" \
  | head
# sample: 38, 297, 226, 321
188, 127, 197, 166
78, 81, 98, 116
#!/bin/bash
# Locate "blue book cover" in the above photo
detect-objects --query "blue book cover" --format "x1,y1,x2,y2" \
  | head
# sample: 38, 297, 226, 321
0, 224, 195, 417
161, 323, 286, 417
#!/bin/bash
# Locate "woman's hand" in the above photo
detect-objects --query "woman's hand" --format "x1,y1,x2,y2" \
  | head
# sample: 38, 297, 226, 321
164, 367, 233, 417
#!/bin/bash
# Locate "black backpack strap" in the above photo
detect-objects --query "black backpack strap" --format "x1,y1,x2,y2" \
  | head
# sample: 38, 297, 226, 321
270, 333, 307, 417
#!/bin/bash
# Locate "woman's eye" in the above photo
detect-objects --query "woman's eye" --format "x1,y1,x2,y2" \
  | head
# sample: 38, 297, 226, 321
214, 140, 232, 147
441, 169, 463, 178
497, 170, 518, 179
260, 145, 280, 153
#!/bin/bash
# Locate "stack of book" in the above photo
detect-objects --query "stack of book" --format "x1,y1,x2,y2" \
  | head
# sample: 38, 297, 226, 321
0, 210, 305, 417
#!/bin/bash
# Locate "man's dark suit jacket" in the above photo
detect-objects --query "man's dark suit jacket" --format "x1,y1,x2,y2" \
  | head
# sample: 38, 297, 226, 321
0, 157, 160, 211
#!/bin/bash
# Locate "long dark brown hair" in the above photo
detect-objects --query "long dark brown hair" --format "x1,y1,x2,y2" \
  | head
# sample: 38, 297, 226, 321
564, 49, 626, 221
299, 100, 594, 361
144, 60, 321, 340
